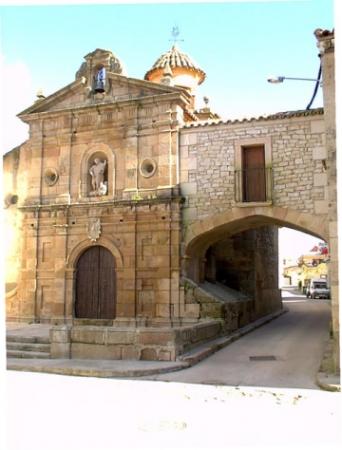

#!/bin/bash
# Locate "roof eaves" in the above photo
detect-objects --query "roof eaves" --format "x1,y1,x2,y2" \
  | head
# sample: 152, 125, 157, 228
184, 109, 198, 121
182, 108, 324, 128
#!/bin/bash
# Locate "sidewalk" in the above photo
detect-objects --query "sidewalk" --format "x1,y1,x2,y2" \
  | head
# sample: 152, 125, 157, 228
7, 358, 189, 378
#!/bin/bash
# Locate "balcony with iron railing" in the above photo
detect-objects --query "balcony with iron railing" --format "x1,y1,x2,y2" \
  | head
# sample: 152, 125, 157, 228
234, 167, 272, 204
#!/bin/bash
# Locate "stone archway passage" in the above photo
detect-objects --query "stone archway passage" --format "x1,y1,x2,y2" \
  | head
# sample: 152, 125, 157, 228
75, 246, 116, 319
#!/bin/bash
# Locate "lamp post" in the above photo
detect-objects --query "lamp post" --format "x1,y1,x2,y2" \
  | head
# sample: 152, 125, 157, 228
267, 76, 320, 83
267, 66, 322, 110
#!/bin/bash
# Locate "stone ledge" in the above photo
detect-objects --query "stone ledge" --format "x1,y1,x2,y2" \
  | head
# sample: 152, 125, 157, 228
234, 201, 272, 208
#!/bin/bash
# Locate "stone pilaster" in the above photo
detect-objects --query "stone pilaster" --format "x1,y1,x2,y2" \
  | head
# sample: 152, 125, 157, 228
315, 29, 339, 371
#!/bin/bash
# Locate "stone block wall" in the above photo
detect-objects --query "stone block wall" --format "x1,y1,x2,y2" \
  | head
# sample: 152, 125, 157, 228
180, 111, 327, 222
8, 198, 182, 325
4, 146, 28, 307
5, 89, 187, 324
23, 99, 181, 207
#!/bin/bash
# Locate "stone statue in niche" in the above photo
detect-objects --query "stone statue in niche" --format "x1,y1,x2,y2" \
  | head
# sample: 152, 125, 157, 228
89, 158, 107, 196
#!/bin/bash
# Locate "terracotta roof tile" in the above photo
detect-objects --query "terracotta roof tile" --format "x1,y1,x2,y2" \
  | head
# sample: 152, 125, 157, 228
145, 45, 206, 84
182, 108, 324, 128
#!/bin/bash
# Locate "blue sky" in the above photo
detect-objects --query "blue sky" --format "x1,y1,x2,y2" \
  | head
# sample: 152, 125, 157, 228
0, 0, 335, 261
0, 0, 334, 153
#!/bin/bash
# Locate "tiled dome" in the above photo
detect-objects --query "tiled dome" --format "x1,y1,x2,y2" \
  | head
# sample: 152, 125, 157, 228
145, 45, 206, 84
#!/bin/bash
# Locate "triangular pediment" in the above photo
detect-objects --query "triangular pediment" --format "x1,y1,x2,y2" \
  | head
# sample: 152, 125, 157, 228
18, 73, 190, 119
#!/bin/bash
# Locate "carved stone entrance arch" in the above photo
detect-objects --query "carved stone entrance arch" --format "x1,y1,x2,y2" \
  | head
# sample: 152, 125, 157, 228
67, 237, 123, 270
75, 245, 115, 319
65, 237, 123, 320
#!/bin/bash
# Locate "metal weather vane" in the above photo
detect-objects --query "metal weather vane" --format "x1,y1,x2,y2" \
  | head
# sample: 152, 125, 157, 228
170, 26, 184, 45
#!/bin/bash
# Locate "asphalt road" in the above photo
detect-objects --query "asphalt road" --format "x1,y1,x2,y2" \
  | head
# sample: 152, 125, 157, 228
144, 292, 332, 389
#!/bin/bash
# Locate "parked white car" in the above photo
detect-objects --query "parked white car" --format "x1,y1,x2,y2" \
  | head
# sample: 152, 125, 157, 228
306, 279, 330, 299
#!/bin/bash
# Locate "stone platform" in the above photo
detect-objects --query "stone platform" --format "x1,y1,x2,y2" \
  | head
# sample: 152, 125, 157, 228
50, 319, 223, 361
7, 308, 287, 377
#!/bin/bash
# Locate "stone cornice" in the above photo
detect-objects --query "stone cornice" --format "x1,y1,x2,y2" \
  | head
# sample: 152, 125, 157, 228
314, 28, 335, 54
17, 78, 87, 117
18, 72, 192, 122
107, 72, 192, 97
18, 195, 184, 211
18, 92, 191, 123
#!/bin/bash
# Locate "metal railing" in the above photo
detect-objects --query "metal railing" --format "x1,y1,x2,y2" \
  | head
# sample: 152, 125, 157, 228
234, 167, 272, 203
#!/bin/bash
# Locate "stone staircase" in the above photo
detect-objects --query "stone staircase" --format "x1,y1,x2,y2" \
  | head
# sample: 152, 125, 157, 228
198, 281, 251, 302
183, 278, 254, 333
7, 335, 51, 359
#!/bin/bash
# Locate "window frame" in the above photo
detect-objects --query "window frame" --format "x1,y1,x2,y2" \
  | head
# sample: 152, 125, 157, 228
234, 136, 272, 205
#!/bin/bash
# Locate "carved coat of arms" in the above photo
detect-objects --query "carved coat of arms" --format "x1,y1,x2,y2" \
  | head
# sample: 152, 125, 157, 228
87, 218, 101, 242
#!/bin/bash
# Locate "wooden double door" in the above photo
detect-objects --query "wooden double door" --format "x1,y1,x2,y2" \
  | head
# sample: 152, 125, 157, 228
75, 246, 116, 319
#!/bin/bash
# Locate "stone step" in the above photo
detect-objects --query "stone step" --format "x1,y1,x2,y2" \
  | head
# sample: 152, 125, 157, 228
7, 350, 50, 359
199, 281, 250, 303
6, 335, 50, 344
7, 342, 50, 353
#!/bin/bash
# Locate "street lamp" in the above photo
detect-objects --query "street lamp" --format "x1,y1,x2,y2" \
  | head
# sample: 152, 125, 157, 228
267, 76, 321, 83
267, 65, 322, 110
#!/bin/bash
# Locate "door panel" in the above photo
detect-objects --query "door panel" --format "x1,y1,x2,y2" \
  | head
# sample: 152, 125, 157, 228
243, 146, 266, 202
98, 246, 116, 319
75, 246, 115, 319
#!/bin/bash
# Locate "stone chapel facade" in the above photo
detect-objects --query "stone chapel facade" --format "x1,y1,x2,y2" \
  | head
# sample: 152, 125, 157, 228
4, 31, 338, 364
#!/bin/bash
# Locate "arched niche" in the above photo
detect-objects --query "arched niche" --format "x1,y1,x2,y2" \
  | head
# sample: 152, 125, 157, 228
93, 65, 106, 93
80, 144, 116, 199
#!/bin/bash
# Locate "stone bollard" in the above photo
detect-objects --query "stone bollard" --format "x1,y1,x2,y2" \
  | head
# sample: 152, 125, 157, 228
50, 325, 71, 359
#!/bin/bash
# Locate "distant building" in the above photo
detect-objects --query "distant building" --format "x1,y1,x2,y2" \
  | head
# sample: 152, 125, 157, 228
283, 244, 329, 290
